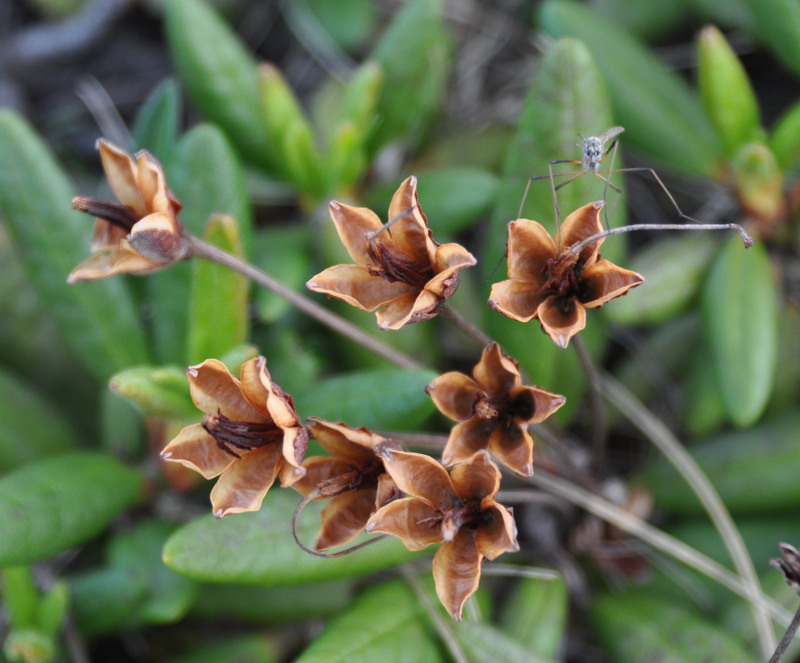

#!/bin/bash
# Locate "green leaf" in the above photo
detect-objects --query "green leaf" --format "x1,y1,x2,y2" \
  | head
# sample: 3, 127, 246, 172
590, 590, 759, 663
770, 99, 800, 170
589, 0, 688, 40
305, 0, 377, 51
326, 121, 366, 194
499, 576, 567, 661
730, 142, 784, 226
742, 0, 800, 77
0, 367, 77, 471
702, 237, 778, 426
641, 412, 800, 515
684, 349, 727, 438
100, 388, 144, 459
0, 109, 150, 380
166, 636, 278, 663
70, 567, 148, 637
164, 0, 271, 168
253, 225, 312, 324
604, 233, 719, 325
539, 0, 721, 176
148, 124, 253, 364
132, 77, 182, 163
107, 521, 196, 623
367, 0, 451, 154
163, 490, 423, 584
292, 369, 437, 430
0, 452, 141, 566
109, 365, 195, 420
282, 117, 327, 202
697, 25, 763, 157
454, 621, 557, 663
190, 580, 354, 623
187, 215, 250, 364
295, 579, 444, 663
2, 567, 38, 629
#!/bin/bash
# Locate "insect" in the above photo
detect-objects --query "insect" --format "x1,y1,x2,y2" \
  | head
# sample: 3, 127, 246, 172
518, 126, 697, 236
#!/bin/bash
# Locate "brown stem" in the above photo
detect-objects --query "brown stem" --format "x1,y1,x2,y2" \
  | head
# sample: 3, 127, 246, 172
769, 603, 800, 663
187, 235, 423, 370
437, 302, 494, 347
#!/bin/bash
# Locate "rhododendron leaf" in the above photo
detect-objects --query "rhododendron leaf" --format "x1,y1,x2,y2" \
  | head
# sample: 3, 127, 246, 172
0, 453, 141, 566
187, 214, 249, 364
109, 365, 196, 420
164, 0, 271, 169
0, 368, 77, 471
499, 576, 568, 660
292, 369, 437, 430
742, 0, 800, 77
454, 621, 556, 663
590, 590, 757, 663
69, 567, 148, 637
107, 521, 196, 624
702, 237, 778, 427
161, 636, 278, 663
254, 226, 311, 323
163, 490, 422, 584
770, 100, 800, 170
132, 77, 182, 162
367, 0, 450, 154
295, 579, 444, 663
604, 233, 718, 325
539, 0, 720, 176
0, 110, 150, 380
641, 412, 800, 515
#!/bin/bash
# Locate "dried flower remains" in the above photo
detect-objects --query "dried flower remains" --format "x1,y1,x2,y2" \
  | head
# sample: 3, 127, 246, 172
427, 342, 565, 477
489, 201, 643, 348
366, 449, 518, 620
307, 176, 476, 329
69, 139, 190, 283
161, 357, 308, 518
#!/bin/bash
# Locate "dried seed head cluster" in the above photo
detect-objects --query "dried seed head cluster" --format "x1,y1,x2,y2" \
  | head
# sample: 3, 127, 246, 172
70, 139, 655, 620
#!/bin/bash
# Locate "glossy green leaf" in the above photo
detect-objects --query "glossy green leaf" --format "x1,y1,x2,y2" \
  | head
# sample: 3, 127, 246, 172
368, 0, 450, 153
190, 580, 354, 623
590, 0, 687, 40
292, 368, 437, 430
305, 0, 377, 51
187, 215, 249, 364
604, 233, 719, 325
282, 117, 327, 202
730, 142, 784, 226
326, 121, 366, 193
590, 590, 758, 663
253, 225, 312, 323
132, 77, 182, 163
770, 99, 800, 170
642, 412, 800, 515
2, 567, 38, 629
742, 0, 800, 76
697, 26, 762, 157
768, 304, 800, 415
35, 582, 68, 637
0, 367, 77, 471
108, 521, 196, 623
0, 109, 150, 380
167, 636, 278, 663
147, 124, 252, 364
499, 576, 567, 661
70, 567, 148, 637
684, 350, 727, 438
702, 237, 778, 426
539, 0, 721, 176
109, 365, 195, 420
295, 579, 444, 663
163, 490, 423, 584
164, 0, 271, 168
0, 452, 141, 565
335, 61, 383, 136
101, 388, 144, 459
455, 621, 556, 663
413, 168, 498, 236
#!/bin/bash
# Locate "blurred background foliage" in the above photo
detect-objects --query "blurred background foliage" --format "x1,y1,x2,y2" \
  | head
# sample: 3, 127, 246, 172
0, 0, 799, 660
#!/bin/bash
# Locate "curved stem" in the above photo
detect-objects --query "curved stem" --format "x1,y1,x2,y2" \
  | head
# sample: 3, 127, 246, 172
566, 222, 753, 256
769, 603, 800, 663
600, 373, 776, 656
571, 336, 606, 477
187, 235, 423, 370
523, 469, 791, 627
437, 302, 494, 347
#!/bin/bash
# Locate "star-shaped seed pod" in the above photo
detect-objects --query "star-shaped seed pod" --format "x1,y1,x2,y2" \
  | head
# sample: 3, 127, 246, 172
290, 418, 401, 551
366, 449, 518, 620
160, 357, 307, 518
69, 139, 190, 282
489, 201, 643, 348
307, 176, 477, 329
427, 342, 565, 476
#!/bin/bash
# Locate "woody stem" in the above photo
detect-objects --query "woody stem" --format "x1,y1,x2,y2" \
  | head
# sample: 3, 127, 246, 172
437, 302, 494, 347
566, 222, 754, 256
187, 236, 423, 371
769, 602, 800, 663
